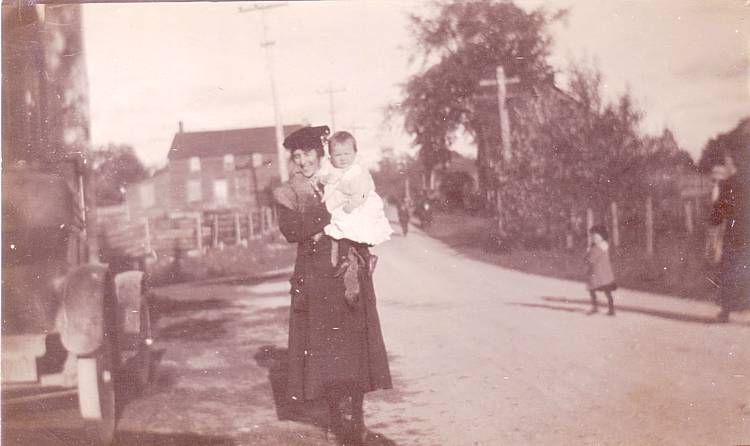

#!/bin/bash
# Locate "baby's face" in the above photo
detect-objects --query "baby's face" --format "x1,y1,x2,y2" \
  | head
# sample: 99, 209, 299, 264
329, 141, 356, 169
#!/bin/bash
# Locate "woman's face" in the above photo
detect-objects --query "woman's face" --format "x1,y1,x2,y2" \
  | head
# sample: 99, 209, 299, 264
291, 148, 321, 178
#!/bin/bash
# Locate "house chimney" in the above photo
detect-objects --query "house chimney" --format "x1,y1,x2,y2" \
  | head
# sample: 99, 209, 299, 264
179, 121, 184, 133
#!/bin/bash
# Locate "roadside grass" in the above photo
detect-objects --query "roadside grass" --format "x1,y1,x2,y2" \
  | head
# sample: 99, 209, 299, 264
149, 232, 296, 286
423, 211, 719, 302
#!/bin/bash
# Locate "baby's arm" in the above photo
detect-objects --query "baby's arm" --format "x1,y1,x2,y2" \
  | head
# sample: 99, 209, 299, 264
342, 168, 374, 213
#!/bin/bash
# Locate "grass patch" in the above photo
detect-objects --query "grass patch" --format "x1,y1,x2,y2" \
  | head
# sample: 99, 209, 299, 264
149, 232, 296, 286
424, 212, 719, 301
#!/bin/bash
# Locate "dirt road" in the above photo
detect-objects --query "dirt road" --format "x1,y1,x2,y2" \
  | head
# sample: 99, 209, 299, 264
4, 224, 749, 445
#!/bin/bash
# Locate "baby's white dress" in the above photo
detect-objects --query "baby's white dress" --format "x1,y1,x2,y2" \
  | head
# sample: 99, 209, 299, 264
320, 160, 393, 245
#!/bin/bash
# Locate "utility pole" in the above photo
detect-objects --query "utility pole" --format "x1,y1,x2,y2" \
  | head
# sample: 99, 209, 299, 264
317, 83, 346, 132
239, 2, 289, 181
479, 65, 519, 239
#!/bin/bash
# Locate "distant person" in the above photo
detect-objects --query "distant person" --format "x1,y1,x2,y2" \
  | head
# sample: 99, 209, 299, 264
709, 148, 749, 322
273, 125, 392, 443
706, 164, 733, 265
584, 225, 617, 316
397, 200, 410, 236
317, 131, 393, 276
417, 197, 433, 229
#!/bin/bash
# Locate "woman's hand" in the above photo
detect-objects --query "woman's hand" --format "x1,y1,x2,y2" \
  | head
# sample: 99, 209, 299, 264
312, 232, 324, 242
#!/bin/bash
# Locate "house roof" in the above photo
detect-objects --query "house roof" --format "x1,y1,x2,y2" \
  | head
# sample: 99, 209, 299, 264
168, 124, 303, 160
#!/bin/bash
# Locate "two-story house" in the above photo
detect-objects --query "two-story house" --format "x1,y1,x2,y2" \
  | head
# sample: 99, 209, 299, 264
125, 123, 302, 217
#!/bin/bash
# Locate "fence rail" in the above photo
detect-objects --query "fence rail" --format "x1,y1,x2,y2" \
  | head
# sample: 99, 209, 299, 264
97, 206, 277, 259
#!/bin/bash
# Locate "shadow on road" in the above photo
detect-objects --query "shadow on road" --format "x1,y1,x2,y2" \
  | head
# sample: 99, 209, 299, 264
253, 345, 398, 446
508, 296, 750, 326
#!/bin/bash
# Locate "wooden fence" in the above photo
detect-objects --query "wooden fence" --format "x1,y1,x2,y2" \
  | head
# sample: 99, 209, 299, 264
98, 206, 277, 259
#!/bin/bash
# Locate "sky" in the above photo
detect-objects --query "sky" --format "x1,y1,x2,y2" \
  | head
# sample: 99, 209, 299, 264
82, 0, 750, 168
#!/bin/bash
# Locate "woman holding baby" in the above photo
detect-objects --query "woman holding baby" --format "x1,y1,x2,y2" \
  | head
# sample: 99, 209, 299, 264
272, 125, 392, 444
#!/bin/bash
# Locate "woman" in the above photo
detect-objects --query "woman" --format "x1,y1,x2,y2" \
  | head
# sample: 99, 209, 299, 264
710, 148, 749, 322
272, 125, 392, 443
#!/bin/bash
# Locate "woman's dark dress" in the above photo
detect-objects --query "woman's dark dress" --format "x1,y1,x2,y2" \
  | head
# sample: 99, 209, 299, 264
275, 174, 392, 401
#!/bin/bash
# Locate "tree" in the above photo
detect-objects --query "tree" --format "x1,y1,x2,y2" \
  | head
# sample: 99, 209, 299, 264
91, 144, 148, 206
698, 117, 750, 172
401, 0, 563, 194
372, 147, 421, 204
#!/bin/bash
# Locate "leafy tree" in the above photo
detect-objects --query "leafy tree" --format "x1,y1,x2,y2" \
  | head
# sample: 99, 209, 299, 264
91, 143, 148, 206
401, 1, 695, 247
698, 117, 750, 172
402, 0, 563, 192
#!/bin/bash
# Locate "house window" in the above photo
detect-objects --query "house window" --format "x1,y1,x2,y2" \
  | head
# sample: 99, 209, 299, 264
213, 179, 228, 204
187, 179, 202, 202
252, 153, 264, 168
189, 156, 201, 172
140, 183, 155, 208
223, 154, 235, 171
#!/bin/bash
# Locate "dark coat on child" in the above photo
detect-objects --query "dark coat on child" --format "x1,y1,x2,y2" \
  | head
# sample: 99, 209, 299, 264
274, 174, 392, 402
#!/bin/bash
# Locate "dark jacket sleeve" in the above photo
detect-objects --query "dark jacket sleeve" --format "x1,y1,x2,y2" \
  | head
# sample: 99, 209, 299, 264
277, 203, 331, 243
710, 180, 734, 226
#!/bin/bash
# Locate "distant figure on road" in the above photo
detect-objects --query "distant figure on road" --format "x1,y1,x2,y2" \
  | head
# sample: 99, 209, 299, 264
584, 225, 617, 316
317, 131, 393, 276
416, 198, 433, 229
709, 148, 750, 323
272, 125, 392, 444
397, 200, 410, 236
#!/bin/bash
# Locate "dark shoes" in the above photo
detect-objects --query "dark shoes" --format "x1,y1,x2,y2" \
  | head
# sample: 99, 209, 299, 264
587, 306, 615, 316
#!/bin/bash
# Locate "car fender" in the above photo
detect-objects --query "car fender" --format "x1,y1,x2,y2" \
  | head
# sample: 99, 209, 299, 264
58, 264, 113, 356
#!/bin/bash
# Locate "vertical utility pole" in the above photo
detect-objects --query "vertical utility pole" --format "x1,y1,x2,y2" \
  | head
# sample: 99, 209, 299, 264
479, 65, 519, 239
240, 2, 288, 181
317, 83, 346, 132
645, 195, 654, 257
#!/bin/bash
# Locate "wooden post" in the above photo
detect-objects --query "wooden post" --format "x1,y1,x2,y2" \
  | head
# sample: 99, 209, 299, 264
195, 212, 203, 253
610, 202, 620, 247
266, 207, 273, 233
142, 217, 152, 254
480, 66, 519, 241
586, 208, 594, 247
248, 211, 255, 240
684, 200, 694, 234
566, 208, 575, 250
212, 214, 219, 248
645, 196, 654, 257
260, 207, 267, 234
496, 66, 512, 163
234, 211, 241, 244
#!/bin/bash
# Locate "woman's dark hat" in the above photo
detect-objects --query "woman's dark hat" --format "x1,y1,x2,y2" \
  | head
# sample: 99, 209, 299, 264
283, 125, 330, 151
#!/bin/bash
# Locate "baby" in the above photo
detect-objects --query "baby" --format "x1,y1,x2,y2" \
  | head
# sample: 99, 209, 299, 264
318, 131, 393, 276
